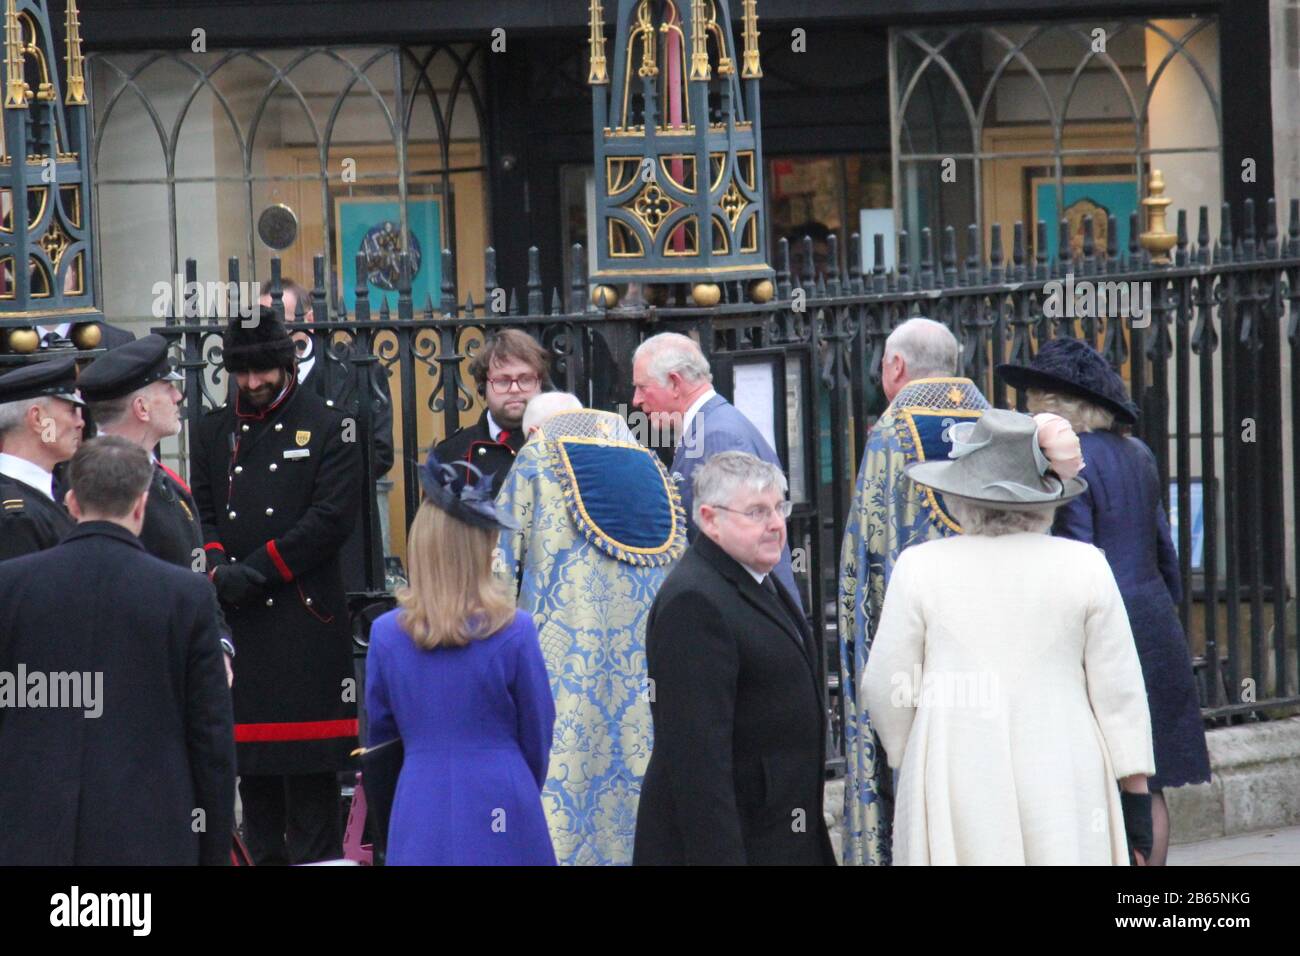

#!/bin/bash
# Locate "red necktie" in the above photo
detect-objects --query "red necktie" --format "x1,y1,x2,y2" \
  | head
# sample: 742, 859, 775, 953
497, 430, 511, 443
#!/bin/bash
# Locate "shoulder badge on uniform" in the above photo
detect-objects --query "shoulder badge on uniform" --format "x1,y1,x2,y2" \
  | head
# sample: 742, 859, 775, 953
295, 430, 311, 446
3, 498, 24, 511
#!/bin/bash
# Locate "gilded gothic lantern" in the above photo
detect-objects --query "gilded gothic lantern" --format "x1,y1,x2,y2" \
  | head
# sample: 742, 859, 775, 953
588, 0, 773, 307
0, 0, 101, 356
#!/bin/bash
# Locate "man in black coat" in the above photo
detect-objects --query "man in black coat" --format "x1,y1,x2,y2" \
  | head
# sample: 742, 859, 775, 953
190, 307, 361, 864
433, 328, 551, 497
0, 436, 235, 865
80, 334, 236, 681
0, 358, 84, 561
634, 451, 835, 866
261, 280, 395, 591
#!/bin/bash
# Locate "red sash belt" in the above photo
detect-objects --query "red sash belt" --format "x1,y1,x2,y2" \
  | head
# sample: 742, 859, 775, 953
235, 718, 358, 743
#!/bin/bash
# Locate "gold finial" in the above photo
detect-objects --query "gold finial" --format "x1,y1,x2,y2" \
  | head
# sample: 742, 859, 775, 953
64, 0, 86, 105
741, 0, 762, 79
689, 0, 710, 81
636, 0, 657, 78
587, 0, 608, 85
4, 0, 29, 109
1140, 169, 1177, 265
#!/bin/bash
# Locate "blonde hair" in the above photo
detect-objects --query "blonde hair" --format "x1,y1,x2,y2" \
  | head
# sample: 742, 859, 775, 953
397, 501, 515, 650
1025, 388, 1115, 434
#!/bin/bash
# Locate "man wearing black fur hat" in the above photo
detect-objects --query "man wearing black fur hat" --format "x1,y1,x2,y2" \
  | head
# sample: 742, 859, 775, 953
190, 306, 362, 864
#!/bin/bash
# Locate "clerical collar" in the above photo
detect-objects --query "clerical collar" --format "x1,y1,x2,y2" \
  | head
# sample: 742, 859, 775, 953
681, 388, 716, 439
0, 452, 55, 500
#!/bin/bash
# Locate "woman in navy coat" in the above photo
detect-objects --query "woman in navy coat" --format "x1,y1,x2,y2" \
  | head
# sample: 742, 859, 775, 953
999, 339, 1211, 865
365, 453, 556, 865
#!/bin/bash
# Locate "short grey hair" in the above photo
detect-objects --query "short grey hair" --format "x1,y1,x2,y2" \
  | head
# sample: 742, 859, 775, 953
884, 317, 960, 380
692, 450, 787, 525
0, 396, 50, 437
523, 391, 582, 433
634, 332, 712, 386
950, 498, 1055, 537
1025, 388, 1116, 434
87, 394, 135, 431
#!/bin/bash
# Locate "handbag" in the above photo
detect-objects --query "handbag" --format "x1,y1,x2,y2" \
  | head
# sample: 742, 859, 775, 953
357, 737, 403, 865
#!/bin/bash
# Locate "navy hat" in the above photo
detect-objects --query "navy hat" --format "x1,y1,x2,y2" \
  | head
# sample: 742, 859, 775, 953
0, 356, 84, 406
78, 333, 183, 402
995, 338, 1139, 425
222, 306, 296, 373
417, 450, 519, 532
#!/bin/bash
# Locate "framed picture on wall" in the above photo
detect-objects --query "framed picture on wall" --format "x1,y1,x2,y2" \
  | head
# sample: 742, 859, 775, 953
1026, 165, 1140, 262
334, 196, 442, 314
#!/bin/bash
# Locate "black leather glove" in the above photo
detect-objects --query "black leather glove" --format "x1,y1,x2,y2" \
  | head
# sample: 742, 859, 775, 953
213, 564, 268, 607
1121, 791, 1153, 861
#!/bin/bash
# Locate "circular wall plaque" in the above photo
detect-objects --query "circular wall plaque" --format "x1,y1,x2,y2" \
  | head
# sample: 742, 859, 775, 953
258, 204, 299, 250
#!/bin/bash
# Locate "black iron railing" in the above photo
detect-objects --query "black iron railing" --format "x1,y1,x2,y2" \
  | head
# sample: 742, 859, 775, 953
21, 197, 1290, 756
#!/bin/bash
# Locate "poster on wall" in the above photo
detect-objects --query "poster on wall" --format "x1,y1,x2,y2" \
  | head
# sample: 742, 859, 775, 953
334, 196, 441, 314
1028, 168, 1139, 262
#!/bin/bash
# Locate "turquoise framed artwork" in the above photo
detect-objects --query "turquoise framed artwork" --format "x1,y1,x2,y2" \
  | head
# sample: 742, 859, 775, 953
1029, 169, 1139, 262
334, 196, 441, 314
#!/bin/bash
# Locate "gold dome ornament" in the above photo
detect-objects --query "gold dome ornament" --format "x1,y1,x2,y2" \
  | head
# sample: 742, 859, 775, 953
691, 283, 721, 307
70, 322, 102, 349
7, 328, 39, 353
749, 279, 774, 304
591, 284, 620, 309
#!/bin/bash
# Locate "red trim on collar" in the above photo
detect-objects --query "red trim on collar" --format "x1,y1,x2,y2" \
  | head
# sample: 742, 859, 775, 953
204, 541, 225, 552
159, 462, 191, 495
234, 373, 296, 420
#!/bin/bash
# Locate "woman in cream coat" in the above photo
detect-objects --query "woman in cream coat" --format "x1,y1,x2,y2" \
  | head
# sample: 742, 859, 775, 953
862, 408, 1155, 865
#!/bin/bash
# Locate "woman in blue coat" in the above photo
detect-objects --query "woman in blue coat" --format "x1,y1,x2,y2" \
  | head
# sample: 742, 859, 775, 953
999, 339, 1211, 865
365, 453, 556, 865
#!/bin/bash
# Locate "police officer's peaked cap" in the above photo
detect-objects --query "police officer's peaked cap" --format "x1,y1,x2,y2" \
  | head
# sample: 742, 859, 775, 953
0, 356, 84, 406
79, 333, 184, 401
222, 306, 296, 373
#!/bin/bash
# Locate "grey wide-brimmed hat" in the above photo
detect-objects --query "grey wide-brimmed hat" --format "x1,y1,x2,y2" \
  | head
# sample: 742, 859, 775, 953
904, 408, 1087, 511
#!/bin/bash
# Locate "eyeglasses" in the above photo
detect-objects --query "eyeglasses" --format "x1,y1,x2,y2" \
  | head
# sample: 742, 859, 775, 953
713, 501, 794, 523
487, 374, 540, 394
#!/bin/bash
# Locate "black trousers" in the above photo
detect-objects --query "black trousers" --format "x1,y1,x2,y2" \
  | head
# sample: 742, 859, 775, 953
239, 772, 341, 865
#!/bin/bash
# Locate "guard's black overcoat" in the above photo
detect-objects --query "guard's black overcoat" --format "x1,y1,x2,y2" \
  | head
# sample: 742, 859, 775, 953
141, 462, 204, 568
0, 473, 74, 562
191, 378, 361, 775
0, 521, 235, 865
302, 356, 394, 591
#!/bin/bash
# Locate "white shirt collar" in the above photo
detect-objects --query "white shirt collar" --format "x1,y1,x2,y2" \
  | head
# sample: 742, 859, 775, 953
297, 354, 315, 383
36, 323, 72, 348
486, 410, 506, 442
0, 452, 55, 500
743, 564, 767, 585
681, 388, 717, 440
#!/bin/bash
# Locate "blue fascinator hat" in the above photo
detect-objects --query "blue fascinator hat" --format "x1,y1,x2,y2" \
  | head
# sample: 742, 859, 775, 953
417, 450, 520, 532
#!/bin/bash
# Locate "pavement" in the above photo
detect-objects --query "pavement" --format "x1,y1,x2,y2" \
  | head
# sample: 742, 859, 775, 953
1168, 824, 1300, 865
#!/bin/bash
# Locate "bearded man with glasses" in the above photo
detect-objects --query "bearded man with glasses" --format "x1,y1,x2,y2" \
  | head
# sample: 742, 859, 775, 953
433, 329, 552, 497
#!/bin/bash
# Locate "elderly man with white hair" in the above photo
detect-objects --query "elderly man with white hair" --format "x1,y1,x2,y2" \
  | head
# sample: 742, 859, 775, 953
633, 451, 835, 866
0, 358, 85, 561
496, 391, 686, 865
632, 331, 803, 610
837, 316, 990, 865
